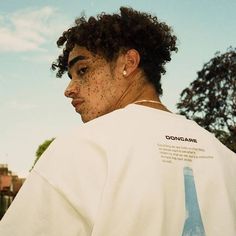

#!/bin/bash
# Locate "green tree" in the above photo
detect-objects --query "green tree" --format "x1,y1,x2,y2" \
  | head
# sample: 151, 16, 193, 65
177, 47, 236, 153
31, 138, 55, 170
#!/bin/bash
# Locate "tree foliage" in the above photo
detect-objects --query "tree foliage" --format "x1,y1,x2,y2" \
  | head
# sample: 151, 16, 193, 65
31, 138, 55, 170
177, 47, 236, 152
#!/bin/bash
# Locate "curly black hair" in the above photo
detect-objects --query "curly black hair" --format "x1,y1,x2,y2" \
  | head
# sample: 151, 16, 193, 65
51, 7, 177, 95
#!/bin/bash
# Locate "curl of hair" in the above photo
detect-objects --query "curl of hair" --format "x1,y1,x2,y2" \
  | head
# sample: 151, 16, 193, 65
51, 7, 178, 95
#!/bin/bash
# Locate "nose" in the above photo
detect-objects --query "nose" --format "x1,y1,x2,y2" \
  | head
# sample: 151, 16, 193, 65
64, 80, 79, 98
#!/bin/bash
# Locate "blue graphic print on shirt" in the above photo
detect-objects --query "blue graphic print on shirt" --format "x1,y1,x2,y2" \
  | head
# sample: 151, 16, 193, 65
182, 167, 206, 236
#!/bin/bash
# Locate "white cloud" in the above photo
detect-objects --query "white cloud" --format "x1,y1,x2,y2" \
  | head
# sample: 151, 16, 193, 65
0, 6, 68, 52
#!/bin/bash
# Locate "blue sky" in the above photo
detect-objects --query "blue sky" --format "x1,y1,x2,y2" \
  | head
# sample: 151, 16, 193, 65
0, 0, 235, 177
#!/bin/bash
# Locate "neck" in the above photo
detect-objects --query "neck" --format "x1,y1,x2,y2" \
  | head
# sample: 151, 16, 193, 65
126, 75, 160, 104
113, 71, 170, 112
129, 80, 170, 112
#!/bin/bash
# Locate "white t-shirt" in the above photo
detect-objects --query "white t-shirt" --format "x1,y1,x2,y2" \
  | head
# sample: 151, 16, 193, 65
1, 104, 236, 235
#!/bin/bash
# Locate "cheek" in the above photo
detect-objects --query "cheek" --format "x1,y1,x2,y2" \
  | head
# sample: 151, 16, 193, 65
90, 71, 113, 95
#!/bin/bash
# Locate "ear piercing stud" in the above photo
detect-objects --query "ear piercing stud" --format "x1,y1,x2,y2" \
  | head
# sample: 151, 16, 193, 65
123, 70, 127, 76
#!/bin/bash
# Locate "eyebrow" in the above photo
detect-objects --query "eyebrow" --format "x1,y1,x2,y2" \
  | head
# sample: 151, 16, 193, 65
68, 55, 87, 69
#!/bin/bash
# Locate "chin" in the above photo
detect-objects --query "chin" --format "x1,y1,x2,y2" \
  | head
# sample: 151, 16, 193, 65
81, 116, 90, 123
81, 114, 96, 123
80, 106, 111, 123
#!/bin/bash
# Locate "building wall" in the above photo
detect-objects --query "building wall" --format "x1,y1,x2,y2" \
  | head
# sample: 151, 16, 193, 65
0, 164, 25, 220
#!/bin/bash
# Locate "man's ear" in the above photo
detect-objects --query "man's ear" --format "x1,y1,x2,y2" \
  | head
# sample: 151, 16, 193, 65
123, 49, 140, 77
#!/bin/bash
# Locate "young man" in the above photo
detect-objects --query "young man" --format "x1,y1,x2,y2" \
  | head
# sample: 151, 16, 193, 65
0, 7, 235, 236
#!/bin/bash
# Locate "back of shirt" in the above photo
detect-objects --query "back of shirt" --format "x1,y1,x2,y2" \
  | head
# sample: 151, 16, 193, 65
0, 104, 235, 236
87, 104, 236, 236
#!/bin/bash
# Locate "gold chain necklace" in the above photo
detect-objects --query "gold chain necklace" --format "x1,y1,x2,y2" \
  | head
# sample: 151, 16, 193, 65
133, 99, 163, 105
133, 99, 168, 110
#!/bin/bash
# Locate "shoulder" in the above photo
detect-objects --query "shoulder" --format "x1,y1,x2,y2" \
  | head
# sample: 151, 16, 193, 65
33, 123, 108, 189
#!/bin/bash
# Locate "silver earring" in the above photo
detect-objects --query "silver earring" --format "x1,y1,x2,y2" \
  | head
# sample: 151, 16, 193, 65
123, 70, 127, 76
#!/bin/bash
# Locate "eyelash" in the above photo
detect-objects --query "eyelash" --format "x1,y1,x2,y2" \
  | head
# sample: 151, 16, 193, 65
77, 67, 88, 76
67, 67, 88, 80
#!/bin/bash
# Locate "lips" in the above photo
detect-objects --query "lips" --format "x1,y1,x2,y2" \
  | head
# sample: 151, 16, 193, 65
71, 99, 84, 111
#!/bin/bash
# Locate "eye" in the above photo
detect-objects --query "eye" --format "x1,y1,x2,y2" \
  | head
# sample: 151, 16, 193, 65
77, 67, 88, 76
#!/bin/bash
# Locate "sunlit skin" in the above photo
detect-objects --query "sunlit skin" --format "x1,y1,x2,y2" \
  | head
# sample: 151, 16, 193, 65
64, 45, 168, 123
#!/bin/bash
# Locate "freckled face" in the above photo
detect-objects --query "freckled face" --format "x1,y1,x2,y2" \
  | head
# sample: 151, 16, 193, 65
64, 46, 125, 122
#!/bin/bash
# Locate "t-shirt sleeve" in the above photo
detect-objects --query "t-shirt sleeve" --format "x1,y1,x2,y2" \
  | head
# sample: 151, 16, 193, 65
0, 170, 92, 236
0, 130, 108, 236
